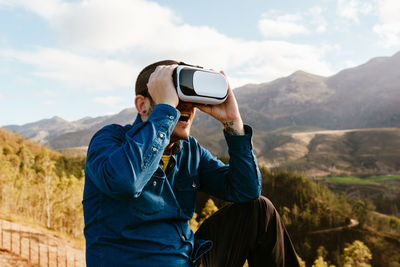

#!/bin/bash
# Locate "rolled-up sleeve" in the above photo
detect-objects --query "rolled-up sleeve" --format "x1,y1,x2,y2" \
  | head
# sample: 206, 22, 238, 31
198, 125, 262, 202
85, 104, 179, 199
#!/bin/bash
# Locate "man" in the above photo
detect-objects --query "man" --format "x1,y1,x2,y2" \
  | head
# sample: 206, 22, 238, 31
83, 60, 300, 266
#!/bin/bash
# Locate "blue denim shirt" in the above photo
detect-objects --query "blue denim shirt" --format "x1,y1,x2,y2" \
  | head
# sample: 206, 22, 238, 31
83, 104, 262, 267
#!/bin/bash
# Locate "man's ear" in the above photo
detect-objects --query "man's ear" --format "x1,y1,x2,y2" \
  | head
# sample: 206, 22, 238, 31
135, 95, 151, 119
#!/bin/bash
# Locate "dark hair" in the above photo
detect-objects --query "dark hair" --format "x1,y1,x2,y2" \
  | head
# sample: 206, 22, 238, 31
135, 60, 179, 97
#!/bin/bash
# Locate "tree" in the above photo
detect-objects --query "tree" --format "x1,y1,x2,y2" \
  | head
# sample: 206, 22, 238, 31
2, 144, 14, 156
51, 174, 84, 236
297, 255, 306, 267
317, 246, 328, 259
17, 144, 34, 171
342, 240, 372, 267
312, 256, 329, 267
352, 200, 374, 226
312, 246, 335, 267
35, 149, 57, 228
389, 216, 400, 230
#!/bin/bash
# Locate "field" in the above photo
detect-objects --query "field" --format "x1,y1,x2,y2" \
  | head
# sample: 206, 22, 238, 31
318, 175, 400, 217
317, 175, 400, 187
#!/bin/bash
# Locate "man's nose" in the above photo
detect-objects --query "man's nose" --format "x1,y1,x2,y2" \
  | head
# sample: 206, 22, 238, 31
178, 101, 195, 109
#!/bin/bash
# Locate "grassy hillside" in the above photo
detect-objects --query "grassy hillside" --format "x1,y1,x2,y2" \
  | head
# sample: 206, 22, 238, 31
256, 127, 400, 177
318, 175, 400, 217
0, 128, 84, 236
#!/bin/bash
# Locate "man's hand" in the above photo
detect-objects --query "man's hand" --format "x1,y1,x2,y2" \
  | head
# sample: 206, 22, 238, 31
195, 71, 245, 135
147, 65, 179, 108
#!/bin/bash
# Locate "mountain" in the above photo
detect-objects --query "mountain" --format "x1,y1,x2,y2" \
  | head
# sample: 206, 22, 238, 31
235, 51, 400, 131
47, 108, 137, 149
4, 108, 137, 147
2, 52, 400, 175
254, 127, 400, 176
5, 116, 75, 144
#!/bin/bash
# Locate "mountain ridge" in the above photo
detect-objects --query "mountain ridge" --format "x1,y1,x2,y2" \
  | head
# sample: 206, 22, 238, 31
2, 52, 400, 176
4, 51, 399, 142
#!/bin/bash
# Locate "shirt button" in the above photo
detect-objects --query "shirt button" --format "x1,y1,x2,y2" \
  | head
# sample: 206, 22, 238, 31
152, 147, 157, 152
181, 235, 186, 241
168, 115, 174, 120
159, 133, 165, 138
192, 182, 197, 188
152, 181, 157, 186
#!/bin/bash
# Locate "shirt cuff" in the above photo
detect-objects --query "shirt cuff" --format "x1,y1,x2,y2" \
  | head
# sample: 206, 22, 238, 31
223, 125, 253, 151
148, 104, 180, 121
148, 104, 180, 134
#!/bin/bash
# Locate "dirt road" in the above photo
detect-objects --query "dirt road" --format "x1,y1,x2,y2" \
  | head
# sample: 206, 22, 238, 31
309, 218, 359, 235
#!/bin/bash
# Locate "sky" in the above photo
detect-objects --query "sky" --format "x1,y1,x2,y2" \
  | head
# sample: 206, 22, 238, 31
0, 0, 399, 126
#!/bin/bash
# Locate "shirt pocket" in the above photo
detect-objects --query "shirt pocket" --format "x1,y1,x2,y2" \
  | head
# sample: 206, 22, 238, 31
175, 175, 200, 217
130, 176, 165, 215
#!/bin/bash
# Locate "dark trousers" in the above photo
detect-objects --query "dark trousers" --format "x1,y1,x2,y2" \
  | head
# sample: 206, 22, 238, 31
195, 196, 300, 267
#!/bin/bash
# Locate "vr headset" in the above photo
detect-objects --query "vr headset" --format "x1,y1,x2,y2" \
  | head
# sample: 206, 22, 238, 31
173, 65, 228, 105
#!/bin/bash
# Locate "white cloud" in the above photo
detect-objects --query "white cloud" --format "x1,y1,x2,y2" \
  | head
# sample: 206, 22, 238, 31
259, 14, 309, 38
258, 7, 328, 39
337, 0, 373, 23
43, 100, 56, 105
0, 48, 137, 91
373, 0, 400, 47
0, 0, 65, 19
0, 92, 3, 100
235, 41, 332, 81
4, 0, 180, 53
0, 0, 333, 89
94, 96, 124, 107
307, 6, 327, 33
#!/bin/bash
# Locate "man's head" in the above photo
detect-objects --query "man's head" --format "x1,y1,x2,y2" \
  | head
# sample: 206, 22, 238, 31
135, 60, 178, 98
135, 60, 196, 143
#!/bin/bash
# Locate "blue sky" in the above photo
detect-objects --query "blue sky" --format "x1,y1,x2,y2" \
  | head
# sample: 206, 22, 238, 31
0, 0, 399, 126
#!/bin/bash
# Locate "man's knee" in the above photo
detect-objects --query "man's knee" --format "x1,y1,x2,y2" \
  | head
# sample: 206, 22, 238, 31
227, 196, 278, 221
242, 195, 277, 214
257, 195, 276, 209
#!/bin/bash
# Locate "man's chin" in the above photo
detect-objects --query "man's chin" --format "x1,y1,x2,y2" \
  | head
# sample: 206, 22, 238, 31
171, 131, 190, 142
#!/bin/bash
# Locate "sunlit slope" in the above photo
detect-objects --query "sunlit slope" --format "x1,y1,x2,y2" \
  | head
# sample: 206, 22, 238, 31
254, 127, 400, 176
